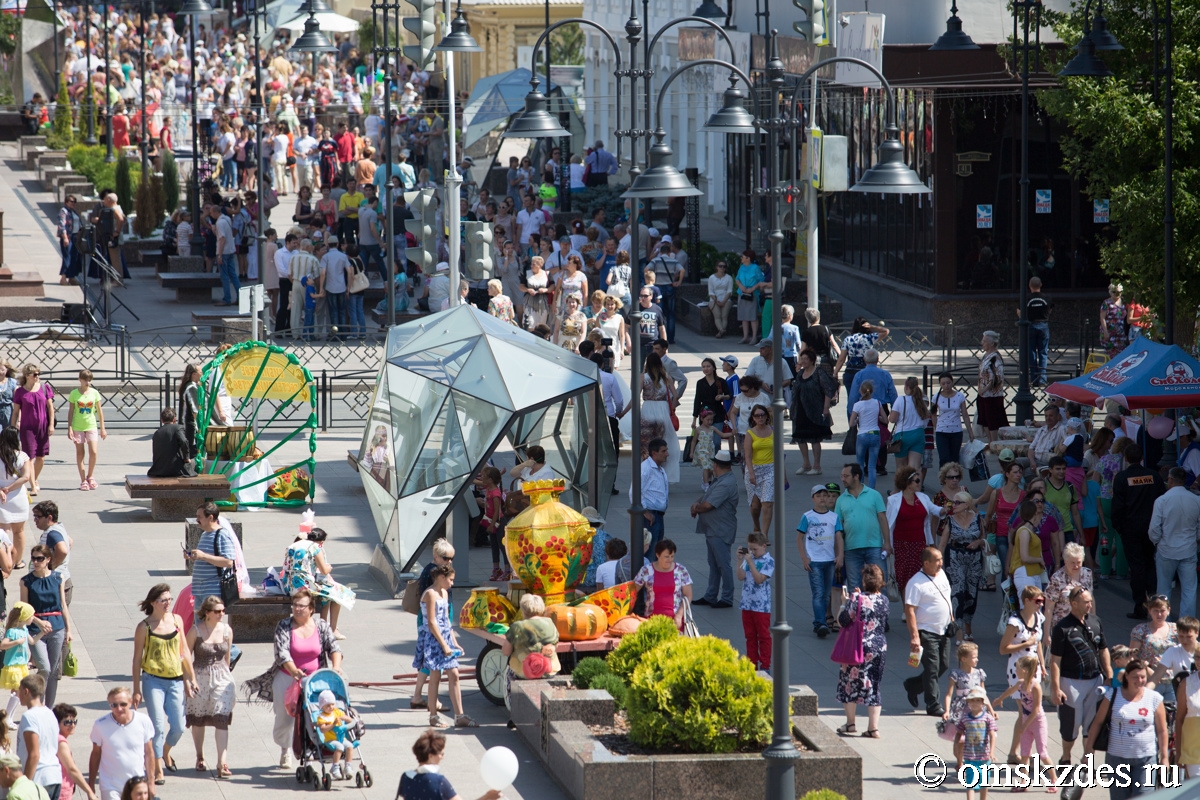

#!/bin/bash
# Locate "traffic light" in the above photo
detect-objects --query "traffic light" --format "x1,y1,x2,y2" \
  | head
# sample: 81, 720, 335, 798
405, 188, 437, 274
794, 0, 834, 47
403, 0, 438, 70
463, 222, 493, 281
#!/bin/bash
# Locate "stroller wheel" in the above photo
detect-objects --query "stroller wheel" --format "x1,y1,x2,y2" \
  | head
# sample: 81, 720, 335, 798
310, 770, 320, 791
355, 773, 363, 788
296, 767, 305, 783
363, 769, 372, 788
322, 773, 332, 791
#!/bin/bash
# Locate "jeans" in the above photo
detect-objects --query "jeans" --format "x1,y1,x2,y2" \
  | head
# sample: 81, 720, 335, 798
326, 291, 347, 333
1157, 553, 1198, 620
808, 560, 835, 630
659, 285, 677, 343
903, 630, 952, 710
347, 292, 366, 338
30, 626, 65, 707
1106, 754, 1157, 799
855, 431, 881, 489
935, 431, 963, 468
1030, 322, 1050, 383
360, 244, 385, 279
221, 158, 237, 189
303, 304, 315, 339
703, 535, 734, 605
645, 510, 665, 558
141, 672, 186, 758
843, 547, 884, 592
218, 253, 240, 304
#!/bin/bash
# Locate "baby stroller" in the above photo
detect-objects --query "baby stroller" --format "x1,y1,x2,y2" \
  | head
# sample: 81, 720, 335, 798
292, 668, 372, 790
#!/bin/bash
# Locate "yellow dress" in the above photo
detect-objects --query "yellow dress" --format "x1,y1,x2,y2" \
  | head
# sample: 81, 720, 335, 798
0, 626, 30, 690
1181, 674, 1200, 766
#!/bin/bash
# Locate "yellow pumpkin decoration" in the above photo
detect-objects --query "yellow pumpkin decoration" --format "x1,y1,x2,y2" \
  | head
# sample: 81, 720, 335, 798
546, 603, 609, 641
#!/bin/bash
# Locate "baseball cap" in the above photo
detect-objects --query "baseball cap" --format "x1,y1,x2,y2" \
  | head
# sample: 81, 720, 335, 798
999, 448, 1015, 462
0, 753, 18, 769
558, 236, 571, 244
647, 227, 660, 238
966, 686, 988, 701
714, 451, 732, 464
436, 261, 449, 272
1066, 417, 1085, 431
811, 484, 831, 497
661, 234, 672, 244
720, 355, 738, 368
823, 481, 842, 495
756, 338, 773, 349
462, 156, 474, 165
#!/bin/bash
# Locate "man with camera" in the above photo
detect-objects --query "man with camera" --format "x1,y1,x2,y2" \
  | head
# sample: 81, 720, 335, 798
690, 451, 739, 608
902, 545, 955, 717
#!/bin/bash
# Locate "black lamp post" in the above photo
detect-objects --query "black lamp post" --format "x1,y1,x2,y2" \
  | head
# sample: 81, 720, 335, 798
179, 0, 213, 257
138, 0, 148, 175
248, 0, 267, 329
84, 0, 97, 145
103, 3, 113, 162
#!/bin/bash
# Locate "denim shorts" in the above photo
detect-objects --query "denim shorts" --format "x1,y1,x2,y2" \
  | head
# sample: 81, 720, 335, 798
895, 428, 925, 457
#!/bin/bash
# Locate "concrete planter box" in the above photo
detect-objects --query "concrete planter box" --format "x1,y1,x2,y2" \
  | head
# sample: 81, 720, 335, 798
26, 147, 66, 171
510, 680, 860, 800
19, 136, 47, 159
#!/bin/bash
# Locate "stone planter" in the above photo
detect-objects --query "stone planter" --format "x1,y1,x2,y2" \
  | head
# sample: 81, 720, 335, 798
509, 680, 860, 800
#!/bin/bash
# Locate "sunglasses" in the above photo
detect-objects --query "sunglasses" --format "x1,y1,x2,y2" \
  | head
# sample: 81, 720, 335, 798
945, 474, 962, 480
30, 556, 47, 563
62, 718, 78, 726
1034, 598, 1045, 605
909, 475, 922, 483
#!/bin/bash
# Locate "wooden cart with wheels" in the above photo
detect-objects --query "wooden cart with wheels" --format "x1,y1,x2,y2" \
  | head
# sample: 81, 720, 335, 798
461, 627, 622, 706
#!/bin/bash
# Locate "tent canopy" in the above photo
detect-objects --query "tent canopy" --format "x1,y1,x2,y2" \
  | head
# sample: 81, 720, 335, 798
277, 9, 359, 32
461, 68, 557, 149
1047, 340, 1200, 410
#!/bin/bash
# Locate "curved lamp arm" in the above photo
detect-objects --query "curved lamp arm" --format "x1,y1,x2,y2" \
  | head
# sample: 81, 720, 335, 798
651, 58, 758, 132
528, 19, 624, 160
647, 17, 736, 64
787, 56, 897, 128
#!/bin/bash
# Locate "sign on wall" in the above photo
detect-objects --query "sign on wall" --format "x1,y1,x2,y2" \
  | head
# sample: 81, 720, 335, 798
976, 205, 993, 229
835, 13, 886, 88
1094, 199, 1110, 224
1036, 190, 1052, 214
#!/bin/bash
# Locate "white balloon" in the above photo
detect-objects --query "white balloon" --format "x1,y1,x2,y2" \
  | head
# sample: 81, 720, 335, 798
479, 746, 519, 791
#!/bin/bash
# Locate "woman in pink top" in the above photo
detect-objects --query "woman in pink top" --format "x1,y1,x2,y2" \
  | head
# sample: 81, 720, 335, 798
241, 588, 342, 770
986, 461, 1025, 582
53, 702, 96, 800
633, 540, 693, 630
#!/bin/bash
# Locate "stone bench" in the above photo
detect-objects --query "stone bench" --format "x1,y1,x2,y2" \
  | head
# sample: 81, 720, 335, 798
36, 154, 68, 181
158, 272, 223, 303
125, 474, 231, 521
60, 183, 94, 203
225, 596, 291, 643
18, 136, 46, 160
26, 147, 65, 171
41, 168, 78, 193
166, 255, 206, 274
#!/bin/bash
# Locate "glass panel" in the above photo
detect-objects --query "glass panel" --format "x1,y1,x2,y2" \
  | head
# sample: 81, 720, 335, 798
398, 338, 477, 386
401, 394, 472, 496
450, 390, 512, 466
381, 509, 401, 566
387, 364, 450, 490
451, 342, 514, 410
388, 314, 482, 359
392, 476, 470, 571
488, 338, 597, 409
360, 468, 398, 544
358, 370, 395, 494
507, 406, 548, 445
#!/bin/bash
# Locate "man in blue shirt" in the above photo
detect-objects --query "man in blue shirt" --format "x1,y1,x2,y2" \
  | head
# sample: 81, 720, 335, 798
629, 438, 669, 558
584, 140, 617, 187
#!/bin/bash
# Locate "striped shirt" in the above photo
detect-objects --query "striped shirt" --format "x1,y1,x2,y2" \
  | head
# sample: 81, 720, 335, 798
192, 528, 236, 603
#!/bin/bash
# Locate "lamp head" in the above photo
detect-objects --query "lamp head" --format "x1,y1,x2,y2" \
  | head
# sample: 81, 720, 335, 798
290, 15, 336, 53
929, 7, 979, 51
850, 125, 931, 195
690, 0, 726, 21
1058, 31, 1113, 77
622, 131, 702, 199
177, 0, 214, 14
503, 81, 570, 138
437, 3, 482, 52
1090, 10, 1124, 51
703, 77, 757, 134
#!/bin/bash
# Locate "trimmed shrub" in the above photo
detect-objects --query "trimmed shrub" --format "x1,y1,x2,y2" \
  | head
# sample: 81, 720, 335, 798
161, 150, 179, 213
67, 144, 141, 195
606, 615, 678, 681
115, 152, 133, 216
47, 74, 74, 150
570, 656, 610, 689
626, 635, 772, 754
589, 672, 627, 709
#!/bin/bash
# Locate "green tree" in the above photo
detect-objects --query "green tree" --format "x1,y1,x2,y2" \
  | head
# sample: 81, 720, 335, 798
533, 25, 585, 70
47, 74, 74, 150
161, 149, 180, 213
115, 152, 133, 217
1038, 0, 1200, 342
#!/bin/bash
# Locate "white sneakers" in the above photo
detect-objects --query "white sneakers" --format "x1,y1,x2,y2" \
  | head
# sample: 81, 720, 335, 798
280, 749, 293, 770
331, 765, 343, 779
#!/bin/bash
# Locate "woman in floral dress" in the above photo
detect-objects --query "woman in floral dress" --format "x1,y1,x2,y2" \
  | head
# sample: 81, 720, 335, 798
521, 257, 553, 330
185, 595, 235, 777
836, 564, 889, 739
937, 492, 985, 642
1099, 283, 1128, 358
486, 279, 516, 325
554, 293, 587, 352
282, 528, 356, 639
1130, 596, 1178, 685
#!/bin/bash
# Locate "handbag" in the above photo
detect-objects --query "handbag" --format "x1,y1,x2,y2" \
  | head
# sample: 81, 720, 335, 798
263, 186, 280, 211
666, 383, 680, 431
215, 532, 241, 607
885, 554, 902, 602
968, 449, 991, 482
62, 643, 78, 678
984, 549, 1003, 577
682, 435, 694, 463
841, 426, 858, 456
348, 257, 370, 294
401, 579, 422, 614
1092, 687, 1116, 751
886, 398, 904, 453
681, 598, 700, 638
284, 679, 302, 717
830, 594, 865, 665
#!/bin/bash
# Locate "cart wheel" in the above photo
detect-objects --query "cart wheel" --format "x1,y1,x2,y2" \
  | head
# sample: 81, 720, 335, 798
310, 772, 320, 791
355, 772, 363, 788
476, 641, 507, 706
306, 766, 316, 783
296, 767, 305, 783
322, 773, 332, 791
363, 769, 373, 788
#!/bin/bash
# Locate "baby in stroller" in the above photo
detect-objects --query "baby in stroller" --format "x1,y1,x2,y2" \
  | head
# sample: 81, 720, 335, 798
316, 690, 356, 779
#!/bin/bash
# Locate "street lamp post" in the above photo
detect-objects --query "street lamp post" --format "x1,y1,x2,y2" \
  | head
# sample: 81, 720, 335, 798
248, 0, 267, 330
104, 3, 113, 162
370, 0, 399, 328
138, 0, 148, 175
84, 0, 97, 145
178, 0, 213, 257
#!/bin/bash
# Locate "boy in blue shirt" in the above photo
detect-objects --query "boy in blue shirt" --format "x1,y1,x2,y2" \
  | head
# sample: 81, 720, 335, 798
797, 484, 843, 638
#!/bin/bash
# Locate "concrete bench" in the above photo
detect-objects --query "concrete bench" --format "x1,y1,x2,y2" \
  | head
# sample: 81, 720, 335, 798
18, 136, 46, 159
192, 310, 249, 324
41, 168, 78, 193
36, 154, 68, 181
60, 183, 94, 203
125, 474, 231, 521
166, 255, 206, 274
26, 147, 65, 171
158, 272, 222, 303
226, 596, 292, 643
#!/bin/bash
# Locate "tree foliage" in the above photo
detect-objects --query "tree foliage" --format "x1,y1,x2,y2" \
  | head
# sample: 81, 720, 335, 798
115, 152, 134, 217
1038, 0, 1200, 337
161, 150, 180, 213
47, 74, 74, 151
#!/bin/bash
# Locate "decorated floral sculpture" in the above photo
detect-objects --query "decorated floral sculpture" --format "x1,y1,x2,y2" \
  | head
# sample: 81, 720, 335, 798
504, 480, 594, 605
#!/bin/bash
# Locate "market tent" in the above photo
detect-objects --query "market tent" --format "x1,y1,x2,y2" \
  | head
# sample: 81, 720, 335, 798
461, 68, 557, 149
277, 9, 359, 32
1047, 340, 1200, 410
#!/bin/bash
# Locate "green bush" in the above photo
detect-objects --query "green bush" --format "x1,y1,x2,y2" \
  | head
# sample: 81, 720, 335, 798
589, 672, 627, 709
161, 150, 179, 213
570, 656, 610, 689
606, 616, 678, 681
47, 74, 74, 150
571, 184, 630, 225
800, 791, 847, 800
67, 144, 141, 195
626, 635, 772, 754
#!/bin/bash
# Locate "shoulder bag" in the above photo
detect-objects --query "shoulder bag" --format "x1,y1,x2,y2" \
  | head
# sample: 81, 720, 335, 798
348, 256, 370, 294
666, 382, 680, 431
887, 397, 905, 454
215, 531, 241, 607
681, 597, 700, 638
1092, 687, 1117, 751
401, 579, 422, 614
830, 594, 865, 665
885, 554, 902, 602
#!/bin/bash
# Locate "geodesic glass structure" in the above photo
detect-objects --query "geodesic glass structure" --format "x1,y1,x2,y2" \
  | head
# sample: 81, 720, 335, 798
357, 304, 617, 572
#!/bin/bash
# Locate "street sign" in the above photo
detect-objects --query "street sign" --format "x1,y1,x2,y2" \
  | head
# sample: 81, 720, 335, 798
810, 129, 822, 188
1036, 190, 1051, 214
835, 13, 885, 88
239, 284, 265, 341
1094, 199, 1110, 224
976, 205, 993, 229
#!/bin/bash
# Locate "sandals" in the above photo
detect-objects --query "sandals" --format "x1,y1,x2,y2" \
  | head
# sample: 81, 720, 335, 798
861, 729, 880, 739
14, 561, 26, 571
836, 723, 856, 736
410, 699, 444, 711
196, 759, 208, 772
88, 477, 98, 490
80, 481, 91, 491
216, 764, 232, 780
429, 713, 446, 728
455, 715, 479, 728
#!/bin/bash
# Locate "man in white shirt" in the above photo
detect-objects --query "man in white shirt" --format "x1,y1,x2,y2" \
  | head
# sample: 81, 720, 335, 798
1023, 405, 1066, 472
272, 125, 291, 196
545, 236, 581, 274
902, 546, 955, 716
1149, 467, 1200, 619
516, 194, 541, 246
88, 687, 156, 800
293, 130, 318, 190
629, 438, 670, 558
17, 676, 61, 800
274, 233, 297, 334
744, 339, 794, 394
